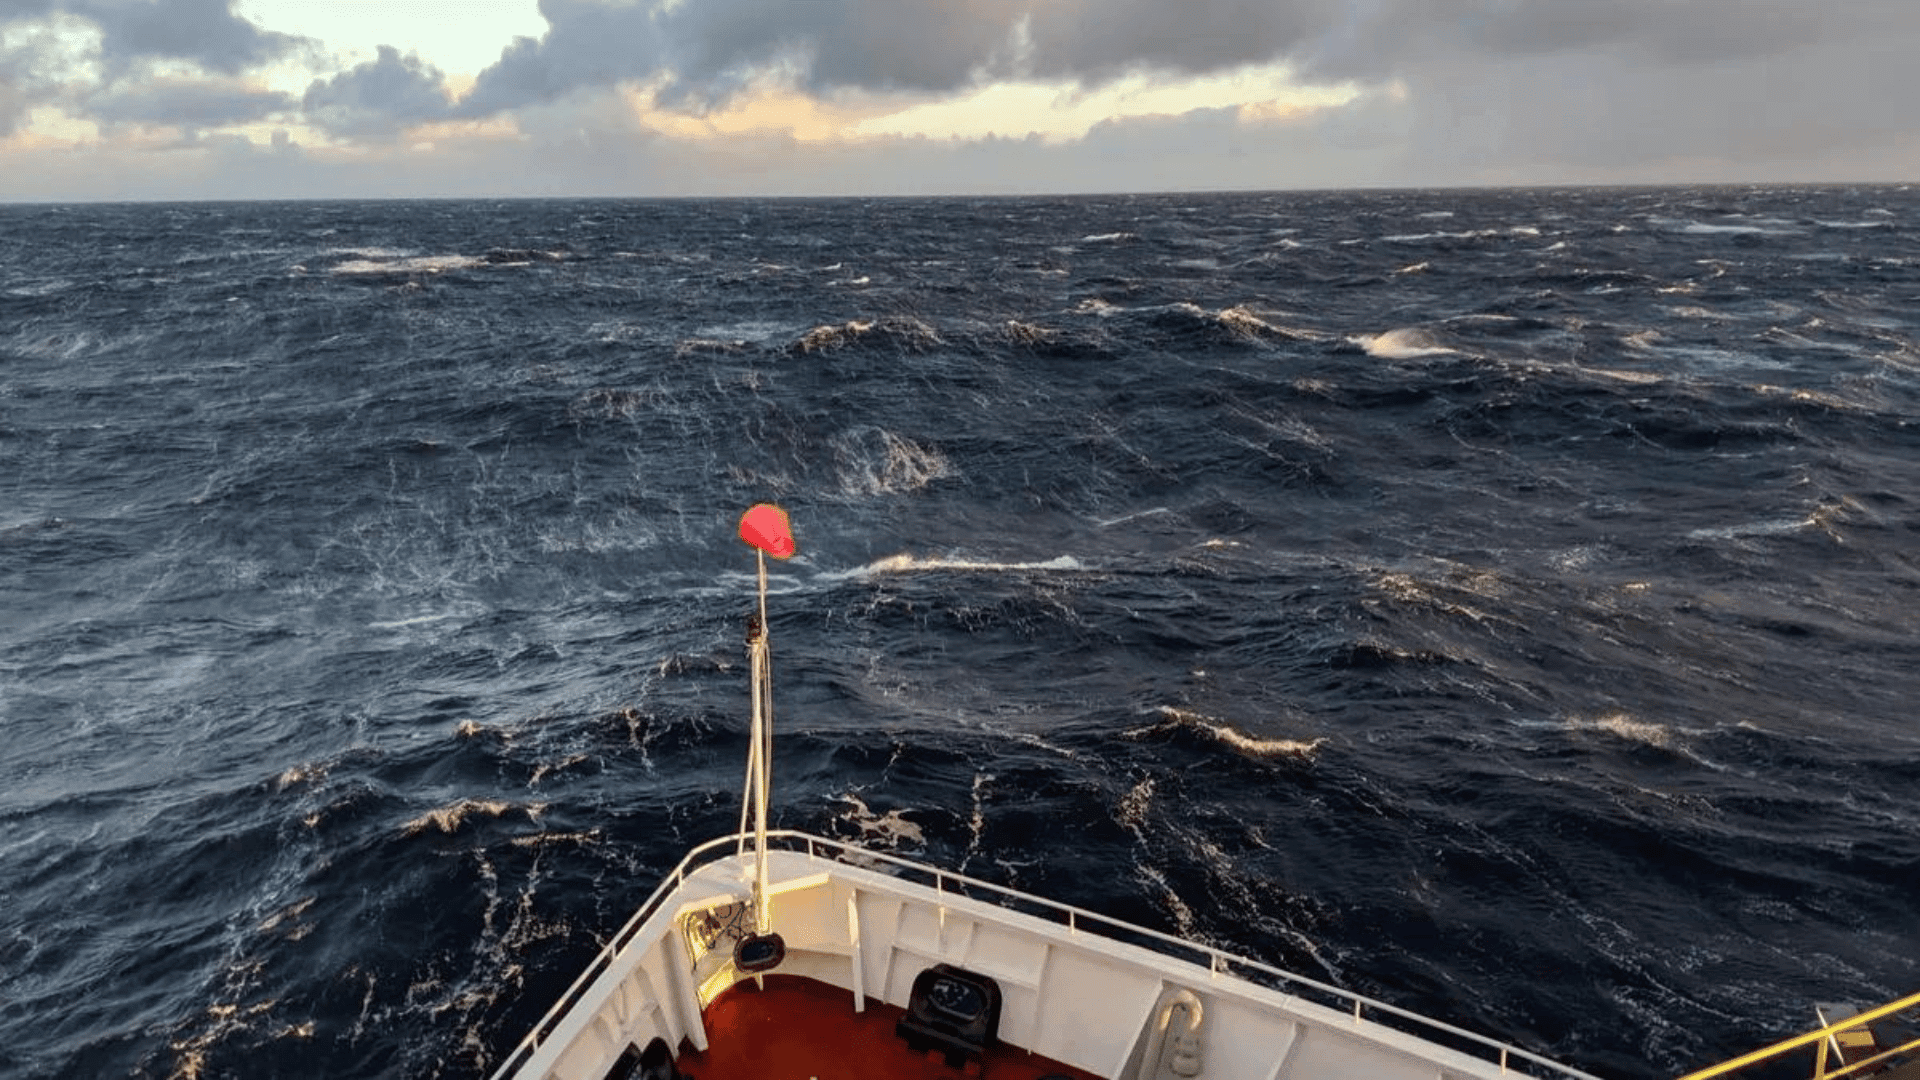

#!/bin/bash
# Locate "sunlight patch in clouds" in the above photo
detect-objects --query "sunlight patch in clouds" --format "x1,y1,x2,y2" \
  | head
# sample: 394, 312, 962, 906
234, 0, 548, 77
2, 105, 100, 149
621, 77, 895, 144
613, 62, 1363, 148
851, 62, 1360, 143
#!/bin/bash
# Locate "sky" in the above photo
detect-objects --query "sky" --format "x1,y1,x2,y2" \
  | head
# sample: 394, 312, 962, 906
2, 0, 1918, 200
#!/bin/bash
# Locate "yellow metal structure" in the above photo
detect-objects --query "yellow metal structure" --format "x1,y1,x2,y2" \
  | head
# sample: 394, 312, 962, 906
1675, 990, 1920, 1080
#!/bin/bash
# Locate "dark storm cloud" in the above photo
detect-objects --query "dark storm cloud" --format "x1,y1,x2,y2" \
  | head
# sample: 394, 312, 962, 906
1017, 0, 1344, 81
68, 0, 306, 76
658, 0, 1022, 97
457, 0, 1920, 117
455, 0, 664, 117
0, 0, 61, 19
1300, 0, 1920, 78
1391, 25, 1920, 183
87, 77, 290, 128
302, 45, 452, 142
458, 0, 1348, 116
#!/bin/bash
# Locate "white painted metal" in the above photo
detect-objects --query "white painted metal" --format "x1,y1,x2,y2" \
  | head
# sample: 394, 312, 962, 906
490, 830, 1605, 1080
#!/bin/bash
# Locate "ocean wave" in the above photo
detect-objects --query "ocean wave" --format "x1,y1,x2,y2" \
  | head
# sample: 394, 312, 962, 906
790, 315, 944, 354
9, 188, 1920, 1080
401, 799, 542, 836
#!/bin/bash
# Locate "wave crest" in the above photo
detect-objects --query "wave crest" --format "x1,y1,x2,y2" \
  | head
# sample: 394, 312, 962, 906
1128, 706, 1326, 760
830, 425, 955, 496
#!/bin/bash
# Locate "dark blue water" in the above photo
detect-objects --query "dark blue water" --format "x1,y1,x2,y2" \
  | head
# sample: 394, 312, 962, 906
3, 188, 1917, 1080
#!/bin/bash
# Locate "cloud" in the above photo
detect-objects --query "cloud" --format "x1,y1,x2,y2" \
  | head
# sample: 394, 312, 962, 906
1299, 0, 1918, 79
456, 0, 663, 117
1, 42, 43, 136
459, 0, 1357, 118
7, 0, 1920, 198
67, 0, 306, 76
655, 0, 1021, 98
451, 0, 1920, 153
1365, 1, 1920, 183
302, 44, 451, 141
87, 75, 290, 128
1016, 0, 1343, 83
0, 0, 62, 20
1, 0, 309, 134
1, 9, 91, 135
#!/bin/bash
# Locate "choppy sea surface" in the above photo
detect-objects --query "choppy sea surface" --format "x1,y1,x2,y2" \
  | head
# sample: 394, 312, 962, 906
3, 188, 1918, 1080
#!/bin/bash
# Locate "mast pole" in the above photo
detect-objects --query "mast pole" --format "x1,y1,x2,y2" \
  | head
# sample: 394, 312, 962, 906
733, 503, 793, 970
752, 547, 772, 934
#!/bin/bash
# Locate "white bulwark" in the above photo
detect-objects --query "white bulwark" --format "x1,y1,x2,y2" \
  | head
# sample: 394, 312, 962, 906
489, 830, 1605, 1080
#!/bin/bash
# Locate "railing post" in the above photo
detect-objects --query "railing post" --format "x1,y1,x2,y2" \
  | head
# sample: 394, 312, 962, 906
1354, 999, 1363, 1026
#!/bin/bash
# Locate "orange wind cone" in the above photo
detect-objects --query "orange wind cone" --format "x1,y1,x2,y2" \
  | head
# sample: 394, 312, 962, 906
739, 504, 795, 559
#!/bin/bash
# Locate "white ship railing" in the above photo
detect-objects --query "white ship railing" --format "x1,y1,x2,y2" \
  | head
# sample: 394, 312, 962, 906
489, 829, 1604, 1080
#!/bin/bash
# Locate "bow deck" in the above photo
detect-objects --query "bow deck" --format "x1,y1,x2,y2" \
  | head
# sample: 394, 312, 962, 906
679, 973, 1102, 1080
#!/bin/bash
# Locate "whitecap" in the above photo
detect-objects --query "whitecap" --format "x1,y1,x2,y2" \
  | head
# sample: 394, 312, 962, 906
331, 254, 483, 275
1652, 218, 1799, 236
1684, 517, 1813, 541
402, 798, 540, 836
830, 425, 954, 496
1126, 706, 1326, 760
1568, 712, 1673, 747
695, 319, 790, 343
1095, 507, 1176, 527
1080, 232, 1137, 242
837, 793, 923, 847
840, 553, 1088, 578
368, 612, 459, 630
1353, 327, 1456, 359
6, 278, 73, 298
320, 245, 413, 258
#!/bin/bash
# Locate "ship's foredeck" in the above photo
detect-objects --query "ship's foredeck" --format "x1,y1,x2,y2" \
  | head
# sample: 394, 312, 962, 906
677, 974, 1104, 1080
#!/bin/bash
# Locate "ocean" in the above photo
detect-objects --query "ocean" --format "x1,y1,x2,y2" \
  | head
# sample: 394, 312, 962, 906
2, 187, 1916, 1080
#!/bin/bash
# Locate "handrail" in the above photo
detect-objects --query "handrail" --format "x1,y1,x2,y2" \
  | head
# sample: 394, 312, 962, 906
778, 831, 1601, 1080
1822, 1037, 1920, 1080
485, 832, 763, 1080
488, 829, 1605, 1080
1674, 989, 1920, 1080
